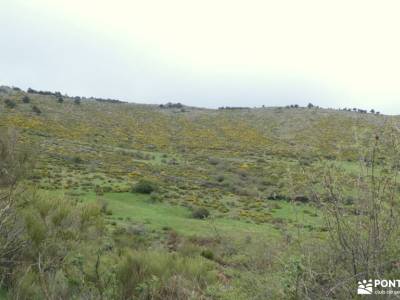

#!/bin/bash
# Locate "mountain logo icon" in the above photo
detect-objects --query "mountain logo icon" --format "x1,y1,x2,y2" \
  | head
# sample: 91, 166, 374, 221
357, 279, 373, 295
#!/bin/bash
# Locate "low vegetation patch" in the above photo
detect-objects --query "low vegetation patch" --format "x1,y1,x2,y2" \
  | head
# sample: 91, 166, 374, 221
132, 179, 158, 194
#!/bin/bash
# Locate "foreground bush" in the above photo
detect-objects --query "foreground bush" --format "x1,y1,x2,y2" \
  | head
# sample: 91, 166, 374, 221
117, 250, 217, 299
288, 130, 400, 299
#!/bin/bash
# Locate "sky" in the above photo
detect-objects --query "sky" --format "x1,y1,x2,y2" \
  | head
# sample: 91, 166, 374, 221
1, 0, 400, 114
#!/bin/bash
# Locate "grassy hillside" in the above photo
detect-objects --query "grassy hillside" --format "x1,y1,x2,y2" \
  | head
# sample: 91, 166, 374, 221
1, 86, 400, 299
0, 86, 391, 222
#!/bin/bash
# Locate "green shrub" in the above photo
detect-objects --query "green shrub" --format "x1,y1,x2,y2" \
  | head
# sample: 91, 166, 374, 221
4, 99, 16, 108
102, 185, 112, 193
132, 179, 158, 194
94, 185, 112, 195
72, 156, 83, 164
98, 199, 112, 215
215, 174, 225, 182
95, 185, 104, 195
32, 105, 41, 114
22, 96, 30, 103
192, 207, 210, 219
149, 191, 162, 202
201, 249, 214, 260
345, 196, 355, 205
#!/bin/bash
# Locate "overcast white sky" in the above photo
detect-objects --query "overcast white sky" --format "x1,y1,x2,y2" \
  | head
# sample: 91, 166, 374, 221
1, 0, 399, 113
